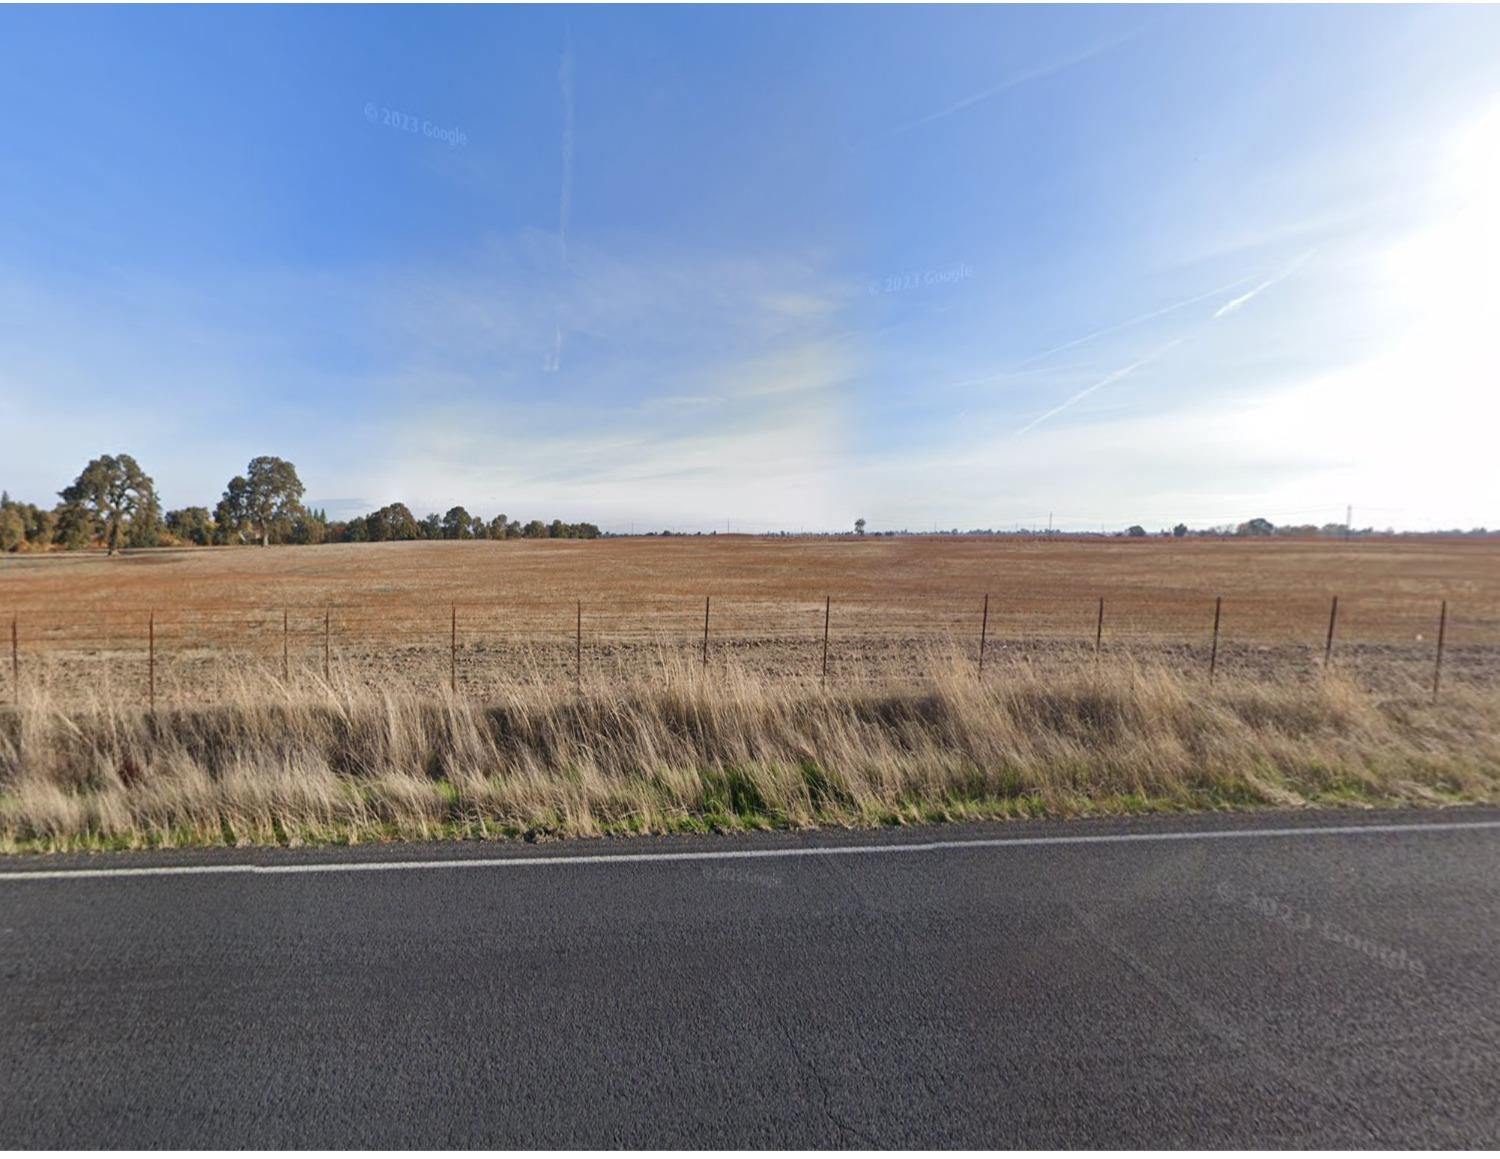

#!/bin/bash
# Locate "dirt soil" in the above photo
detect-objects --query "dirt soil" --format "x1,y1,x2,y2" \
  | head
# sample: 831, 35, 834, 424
3, 536, 1497, 704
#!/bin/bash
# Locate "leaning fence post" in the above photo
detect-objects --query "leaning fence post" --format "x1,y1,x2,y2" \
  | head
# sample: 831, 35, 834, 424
1433, 599, 1447, 701
450, 604, 457, 694
148, 609, 156, 713
978, 593, 990, 676
820, 596, 831, 688
702, 596, 710, 668
1324, 595, 1339, 668
1094, 597, 1104, 660
1209, 595, 1222, 682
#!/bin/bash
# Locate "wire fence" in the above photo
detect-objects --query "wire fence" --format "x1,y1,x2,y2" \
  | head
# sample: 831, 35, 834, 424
4, 590, 1497, 708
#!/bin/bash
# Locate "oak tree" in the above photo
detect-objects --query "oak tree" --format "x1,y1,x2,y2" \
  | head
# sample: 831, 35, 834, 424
59, 454, 157, 555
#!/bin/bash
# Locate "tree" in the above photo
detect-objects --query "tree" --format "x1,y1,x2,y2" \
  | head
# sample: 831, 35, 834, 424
366, 503, 419, 542
419, 512, 443, 540
241, 456, 305, 546
1172, 523, 1188, 538
1126, 525, 1147, 538
58, 453, 157, 555
0, 506, 23, 552
24, 505, 57, 548
289, 509, 327, 545
854, 518, 866, 536
166, 507, 216, 546
442, 506, 473, 539
1237, 517, 1275, 537
53, 501, 94, 549
488, 514, 510, 540
214, 476, 251, 544
127, 490, 164, 548
522, 519, 548, 539
0, 493, 49, 552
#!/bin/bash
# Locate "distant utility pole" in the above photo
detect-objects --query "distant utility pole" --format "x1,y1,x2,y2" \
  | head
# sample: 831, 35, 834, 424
1345, 504, 1352, 540
1047, 512, 1053, 534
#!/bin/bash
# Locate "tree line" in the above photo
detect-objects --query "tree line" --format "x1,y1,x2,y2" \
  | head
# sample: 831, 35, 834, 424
0, 453, 601, 554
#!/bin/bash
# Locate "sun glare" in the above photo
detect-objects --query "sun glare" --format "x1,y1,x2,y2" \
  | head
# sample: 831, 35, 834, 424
1385, 100, 1500, 321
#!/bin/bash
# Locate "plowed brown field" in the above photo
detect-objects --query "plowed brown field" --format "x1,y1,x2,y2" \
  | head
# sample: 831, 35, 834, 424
3, 535, 1498, 702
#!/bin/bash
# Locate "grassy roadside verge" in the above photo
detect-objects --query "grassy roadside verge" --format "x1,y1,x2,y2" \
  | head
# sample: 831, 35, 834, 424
2, 657, 1497, 853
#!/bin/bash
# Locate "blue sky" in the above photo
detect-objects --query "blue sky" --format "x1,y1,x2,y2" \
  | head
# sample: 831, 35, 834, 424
2, 4, 1497, 531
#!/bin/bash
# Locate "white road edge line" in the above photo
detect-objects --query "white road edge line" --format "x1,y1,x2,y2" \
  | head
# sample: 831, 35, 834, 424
2, 819, 1499, 881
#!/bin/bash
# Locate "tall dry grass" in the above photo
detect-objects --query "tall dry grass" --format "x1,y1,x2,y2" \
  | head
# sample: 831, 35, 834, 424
1, 649, 1497, 851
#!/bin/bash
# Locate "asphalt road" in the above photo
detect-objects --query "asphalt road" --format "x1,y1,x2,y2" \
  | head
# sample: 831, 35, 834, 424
3, 809, 1500, 1147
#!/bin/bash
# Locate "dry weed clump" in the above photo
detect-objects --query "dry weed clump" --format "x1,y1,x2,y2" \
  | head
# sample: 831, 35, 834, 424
1, 653, 1497, 852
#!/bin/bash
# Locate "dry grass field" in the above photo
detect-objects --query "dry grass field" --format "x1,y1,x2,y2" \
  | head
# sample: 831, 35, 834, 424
3, 534, 1499, 699
2, 536, 1499, 850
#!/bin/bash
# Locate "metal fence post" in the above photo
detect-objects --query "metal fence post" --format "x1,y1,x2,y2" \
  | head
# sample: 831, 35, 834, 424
450, 604, 457, 694
324, 607, 331, 683
148, 610, 155, 713
1094, 597, 1104, 660
978, 593, 989, 676
1433, 599, 1447, 701
1324, 595, 1339, 667
1209, 595, 1222, 682
9, 615, 16, 706
702, 596, 710, 668
820, 596, 831, 688
575, 600, 582, 693
282, 608, 289, 682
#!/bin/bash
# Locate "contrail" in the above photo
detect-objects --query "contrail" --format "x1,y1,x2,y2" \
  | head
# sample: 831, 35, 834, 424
547, 32, 575, 375
895, 37, 1125, 134
1014, 274, 1256, 370
558, 33, 574, 263
995, 252, 1308, 437
937, 273, 1257, 395
543, 325, 563, 375
1213, 250, 1314, 318
1011, 337, 1183, 437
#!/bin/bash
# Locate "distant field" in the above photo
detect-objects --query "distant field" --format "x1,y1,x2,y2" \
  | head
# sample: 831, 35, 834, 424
4, 536, 1500, 850
2, 536, 1499, 702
